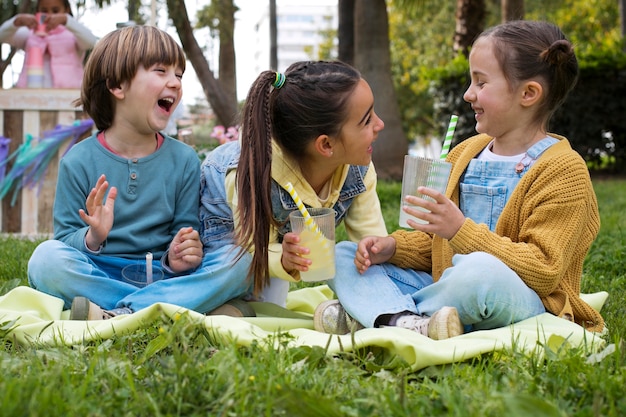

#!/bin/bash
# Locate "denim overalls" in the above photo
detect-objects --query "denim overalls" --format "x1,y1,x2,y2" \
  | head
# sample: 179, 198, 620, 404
460, 137, 559, 230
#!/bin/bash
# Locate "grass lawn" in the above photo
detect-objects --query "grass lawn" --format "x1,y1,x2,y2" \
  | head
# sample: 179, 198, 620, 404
0, 178, 624, 416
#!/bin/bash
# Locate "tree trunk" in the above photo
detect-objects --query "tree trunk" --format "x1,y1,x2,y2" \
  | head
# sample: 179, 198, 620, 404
166, 0, 238, 126
354, 0, 407, 180
338, 0, 354, 65
501, 0, 524, 22
127, 0, 144, 25
217, 0, 237, 109
620, 0, 626, 51
269, 0, 277, 70
454, 0, 486, 57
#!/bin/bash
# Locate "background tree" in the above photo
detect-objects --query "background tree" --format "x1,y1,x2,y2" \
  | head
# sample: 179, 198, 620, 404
453, 0, 486, 56
196, 0, 238, 113
622, 0, 626, 51
165, 0, 238, 127
337, 0, 354, 65
3, 0, 624, 171
353, 0, 407, 179
126, 0, 145, 24
270, 0, 277, 70
502, 0, 524, 21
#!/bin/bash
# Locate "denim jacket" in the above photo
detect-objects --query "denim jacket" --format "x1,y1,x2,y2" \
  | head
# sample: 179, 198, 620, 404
200, 141, 370, 253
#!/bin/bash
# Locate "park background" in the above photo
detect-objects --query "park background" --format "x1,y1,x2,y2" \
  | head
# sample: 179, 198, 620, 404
2, 0, 624, 179
0, 1, 625, 415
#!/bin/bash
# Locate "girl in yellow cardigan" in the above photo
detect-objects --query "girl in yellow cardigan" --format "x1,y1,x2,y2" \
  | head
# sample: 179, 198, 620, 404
316, 20, 604, 339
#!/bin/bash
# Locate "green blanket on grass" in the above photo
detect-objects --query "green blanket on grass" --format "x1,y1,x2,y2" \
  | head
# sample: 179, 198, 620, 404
0, 285, 608, 371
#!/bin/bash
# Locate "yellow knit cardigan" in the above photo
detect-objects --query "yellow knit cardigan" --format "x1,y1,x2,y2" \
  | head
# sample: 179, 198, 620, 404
390, 133, 604, 332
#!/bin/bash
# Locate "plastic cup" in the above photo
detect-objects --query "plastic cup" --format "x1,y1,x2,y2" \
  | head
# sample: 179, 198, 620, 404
289, 207, 336, 282
121, 263, 164, 288
399, 155, 452, 227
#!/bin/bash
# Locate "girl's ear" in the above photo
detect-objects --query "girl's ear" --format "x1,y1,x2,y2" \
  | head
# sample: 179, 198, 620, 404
313, 134, 334, 157
520, 80, 543, 107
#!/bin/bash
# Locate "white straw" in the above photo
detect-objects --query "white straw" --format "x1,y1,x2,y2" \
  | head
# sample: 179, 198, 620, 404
146, 252, 153, 285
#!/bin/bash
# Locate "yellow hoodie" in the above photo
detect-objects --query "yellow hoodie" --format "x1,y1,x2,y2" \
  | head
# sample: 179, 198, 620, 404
225, 141, 388, 282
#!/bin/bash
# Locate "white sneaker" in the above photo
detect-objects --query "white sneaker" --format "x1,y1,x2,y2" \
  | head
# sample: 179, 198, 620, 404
391, 306, 463, 340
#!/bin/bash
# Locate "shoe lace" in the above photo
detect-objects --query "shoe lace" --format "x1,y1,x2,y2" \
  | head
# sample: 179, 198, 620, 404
103, 307, 133, 319
393, 314, 430, 336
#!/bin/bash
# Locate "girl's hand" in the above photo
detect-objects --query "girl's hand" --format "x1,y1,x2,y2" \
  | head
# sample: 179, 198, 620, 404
402, 186, 465, 239
167, 227, 203, 272
354, 235, 396, 274
43, 13, 68, 30
281, 232, 311, 274
13, 14, 37, 30
79, 174, 116, 251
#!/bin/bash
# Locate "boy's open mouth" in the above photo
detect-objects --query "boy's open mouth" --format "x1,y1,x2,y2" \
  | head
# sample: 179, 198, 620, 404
158, 97, 174, 112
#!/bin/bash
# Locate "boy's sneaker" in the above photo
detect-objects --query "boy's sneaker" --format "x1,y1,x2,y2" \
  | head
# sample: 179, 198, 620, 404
207, 298, 256, 317
313, 299, 364, 334
390, 306, 463, 340
69, 296, 133, 320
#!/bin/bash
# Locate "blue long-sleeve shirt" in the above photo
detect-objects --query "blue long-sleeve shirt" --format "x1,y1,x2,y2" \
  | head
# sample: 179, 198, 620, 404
53, 132, 200, 261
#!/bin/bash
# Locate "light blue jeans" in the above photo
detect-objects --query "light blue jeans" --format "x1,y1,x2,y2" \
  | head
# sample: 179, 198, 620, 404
28, 240, 253, 313
330, 241, 545, 331
329, 141, 556, 331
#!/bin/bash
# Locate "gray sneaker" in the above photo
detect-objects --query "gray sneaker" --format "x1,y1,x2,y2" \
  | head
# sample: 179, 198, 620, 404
313, 299, 364, 334
70, 296, 133, 320
390, 306, 463, 340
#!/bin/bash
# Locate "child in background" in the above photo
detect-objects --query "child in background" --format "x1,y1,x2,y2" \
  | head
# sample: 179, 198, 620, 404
200, 60, 387, 307
0, 0, 97, 88
317, 20, 604, 338
27, 25, 252, 320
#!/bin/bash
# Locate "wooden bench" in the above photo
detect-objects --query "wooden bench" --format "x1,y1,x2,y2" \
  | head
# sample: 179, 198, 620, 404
0, 88, 89, 236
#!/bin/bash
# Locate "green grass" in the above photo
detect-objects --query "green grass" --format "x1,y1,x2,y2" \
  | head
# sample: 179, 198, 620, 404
1, 179, 625, 416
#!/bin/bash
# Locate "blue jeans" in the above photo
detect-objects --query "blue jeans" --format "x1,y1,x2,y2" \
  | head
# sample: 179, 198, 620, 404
329, 242, 545, 330
28, 240, 253, 313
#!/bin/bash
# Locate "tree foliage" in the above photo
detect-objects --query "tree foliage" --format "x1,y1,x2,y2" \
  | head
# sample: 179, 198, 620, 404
389, 0, 624, 165
388, 0, 457, 140
415, 0, 626, 172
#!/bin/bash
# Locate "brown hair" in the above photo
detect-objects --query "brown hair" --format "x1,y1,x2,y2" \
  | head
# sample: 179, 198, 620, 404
36, 0, 73, 16
75, 25, 186, 130
236, 60, 361, 294
478, 20, 578, 125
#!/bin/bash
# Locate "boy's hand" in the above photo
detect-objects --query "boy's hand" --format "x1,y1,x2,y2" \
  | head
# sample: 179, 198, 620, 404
80, 174, 116, 251
167, 227, 202, 272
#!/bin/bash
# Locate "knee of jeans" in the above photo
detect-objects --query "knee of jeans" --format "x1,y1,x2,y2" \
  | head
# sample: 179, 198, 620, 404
449, 252, 514, 285
27, 240, 65, 288
336, 241, 357, 256
334, 241, 358, 277
442, 252, 525, 298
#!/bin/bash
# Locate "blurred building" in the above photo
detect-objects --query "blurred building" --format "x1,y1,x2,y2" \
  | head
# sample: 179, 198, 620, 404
246, 0, 338, 76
